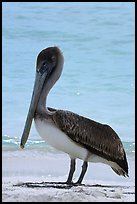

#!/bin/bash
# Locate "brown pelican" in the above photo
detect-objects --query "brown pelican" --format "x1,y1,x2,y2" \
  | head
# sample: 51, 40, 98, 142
20, 46, 128, 184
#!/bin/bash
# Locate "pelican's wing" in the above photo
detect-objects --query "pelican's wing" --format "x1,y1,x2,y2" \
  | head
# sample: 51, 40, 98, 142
53, 109, 128, 175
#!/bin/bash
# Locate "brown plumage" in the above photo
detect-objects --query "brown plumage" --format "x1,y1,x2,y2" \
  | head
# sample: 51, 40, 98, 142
49, 108, 128, 177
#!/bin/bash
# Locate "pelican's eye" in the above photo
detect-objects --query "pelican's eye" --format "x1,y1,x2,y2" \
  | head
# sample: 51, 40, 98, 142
37, 61, 47, 75
43, 61, 47, 67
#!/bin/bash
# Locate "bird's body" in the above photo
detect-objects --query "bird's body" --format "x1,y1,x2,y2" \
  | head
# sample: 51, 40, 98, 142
34, 108, 128, 178
21, 46, 128, 184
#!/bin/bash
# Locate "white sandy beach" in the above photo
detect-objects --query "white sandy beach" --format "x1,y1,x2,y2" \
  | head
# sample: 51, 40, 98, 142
2, 176, 135, 202
2, 149, 135, 202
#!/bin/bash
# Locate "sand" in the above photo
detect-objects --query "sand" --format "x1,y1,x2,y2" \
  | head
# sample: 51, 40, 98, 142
2, 176, 135, 202
2, 150, 135, 202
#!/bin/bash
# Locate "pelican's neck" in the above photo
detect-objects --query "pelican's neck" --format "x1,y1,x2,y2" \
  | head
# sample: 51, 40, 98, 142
36, 49, 64, 116
36, 75, 54, 116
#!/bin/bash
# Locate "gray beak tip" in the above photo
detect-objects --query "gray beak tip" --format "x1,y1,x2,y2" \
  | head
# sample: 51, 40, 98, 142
20, 142, 25, 149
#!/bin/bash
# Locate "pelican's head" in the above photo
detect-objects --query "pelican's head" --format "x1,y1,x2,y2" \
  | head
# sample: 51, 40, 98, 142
20, 46, 64, 149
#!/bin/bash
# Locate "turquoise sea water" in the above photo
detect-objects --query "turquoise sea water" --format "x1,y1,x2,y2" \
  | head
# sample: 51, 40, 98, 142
2, 2, 135, 155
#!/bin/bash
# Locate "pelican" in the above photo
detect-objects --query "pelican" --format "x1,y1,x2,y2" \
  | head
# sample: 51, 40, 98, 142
20, 46, 128, 184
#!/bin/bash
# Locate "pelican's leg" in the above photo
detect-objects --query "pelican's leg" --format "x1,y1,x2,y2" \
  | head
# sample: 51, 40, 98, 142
76, 161, 88, 184
66, 158, 76, 184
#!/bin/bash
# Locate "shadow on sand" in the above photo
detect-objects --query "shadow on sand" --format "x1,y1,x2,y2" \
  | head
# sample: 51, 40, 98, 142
13, 181, 131, 190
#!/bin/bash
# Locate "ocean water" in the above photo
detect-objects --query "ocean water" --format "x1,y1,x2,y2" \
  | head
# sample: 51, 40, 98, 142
2, 3, 135, 157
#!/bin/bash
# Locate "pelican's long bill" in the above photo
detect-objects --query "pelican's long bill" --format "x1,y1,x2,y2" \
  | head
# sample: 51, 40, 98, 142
20, 62, 53, 149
